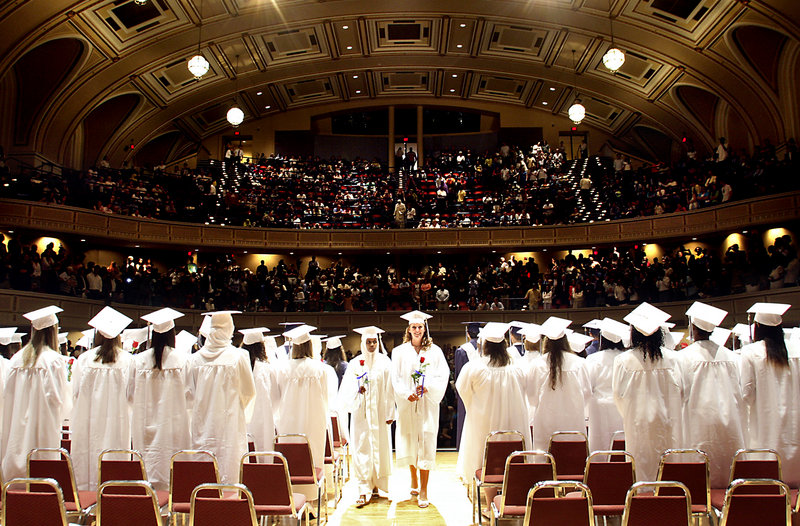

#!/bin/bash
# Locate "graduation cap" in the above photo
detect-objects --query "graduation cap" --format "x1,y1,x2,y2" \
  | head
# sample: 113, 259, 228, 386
508, 321, 526, 338
540, 316, 572, 340
283, 324, 316, 345
0, 327, 17, 346
401, 310, 432, 325
600, 318, 631, 347
520, 323, 542, 344
710, 327, 732, 347
666, 331, 685, 349
748, 302, 791, 327
23, 305, 63, 331
323, 335, 346, 349
175, 330, 197, 354
460, 321, 485, 337
264, 335, 279, 349
10, 333, 23, 345
57, 332, 68, 346
239, 327, 268, 346
141, 308, 184, 334
624, 302, 671, 336
686, 302, 728, 332
567, 332, 593, 353
479, 322, 510, 343
88, 306, 133, 339
122, 327, 149, 348
354, 326, 385, 338
278, 322, 305, 329
582, 319, 603, 334
76, 329, 96, 349
731, 323, 751, 345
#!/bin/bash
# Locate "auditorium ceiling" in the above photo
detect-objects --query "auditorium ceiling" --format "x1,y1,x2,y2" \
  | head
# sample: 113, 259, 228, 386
0, 0, 798, 166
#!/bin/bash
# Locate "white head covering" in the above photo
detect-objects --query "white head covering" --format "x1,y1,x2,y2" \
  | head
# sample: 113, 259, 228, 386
567, 332, 593, 353
686, 302, 728, 332
76, 329, 96, 349
23, 305, 63, 331
283, 324, 315, 345
748, 302, 791, 327
0, 327, 17, 346
239, 327, 268, 346
540, 316, 572, 340
323, 335, 346, 350
624, 302, 671, 336
731, 323, 752, 346
175, 330, 197, 354
58, 332, 68, 346
88, 306, 133, 339
479, 322, 510, 344
520, 323, 542, 344
710, 327, 732, 347
666, 331, 684, 349
354, 326, 386, 354
600, 318, 631, 347
201, 310, 240, 348
142, 307, 184, 334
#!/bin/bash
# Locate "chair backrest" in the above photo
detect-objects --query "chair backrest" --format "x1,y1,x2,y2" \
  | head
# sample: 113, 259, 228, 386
499, 451, 557, 511
481, 430, 525, 480
720, 479, 790, 526
169, 450, 220, 510
523, 480, 594, 526
2, 478, 68, 526
98, 449, 148, 495
27, 448, 81, 509
189, 483, 258, 526
729, 449, 782, 491
239, 451, 298, 513
97, 480, 163, 526
610, 431, 626, 462
622, 481, 692, 526
330, 415, 343, 447
584, 451, 636, 506
274, 434, 317, 482
657, 449, 709, 511
548, 431, 589, 478
246, 434, 255, 454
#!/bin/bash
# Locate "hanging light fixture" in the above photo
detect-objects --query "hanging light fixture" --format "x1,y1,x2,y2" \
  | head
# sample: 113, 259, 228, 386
227, 55, 244, 127
602, 0, 625, 72
568, 50, 585, 125
187, 0, 209, 78
133, 0, 148, 5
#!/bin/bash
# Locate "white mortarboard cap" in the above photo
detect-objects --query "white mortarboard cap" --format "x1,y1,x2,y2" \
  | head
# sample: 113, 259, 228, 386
667, 331, 684, 349
11, 333, 23, 344
600, 318, 631, 346
663, 322, 676, 329
731, 323, 751, 345
354, 326, 385, 338
264, 335, 278, 349
278, 322, 304, 328
624, 302, 671, 336
748, 302, 791, 327
239, 327, 268, 346
199, 315, 212, 337
122, 327, 149, 345
88, 306, 133, 339
283, 324, 316, 345
58, 332, 68, 346
76, 329, 96, 348
323, 335, 346, 349
568, 332, 593, 353
508, 321, 526, 337
0, 327, 17, 346
175, 330, 196, 354
478, 322, 510, 344
686, 302, 728, 332
400, 310, 433, 324
540, 316, 572, 340
710, 327, 732, 347
582, 319, 603, 330
23, 305, 63, 331
141, 308, 184, 334
520, 323, 542, 344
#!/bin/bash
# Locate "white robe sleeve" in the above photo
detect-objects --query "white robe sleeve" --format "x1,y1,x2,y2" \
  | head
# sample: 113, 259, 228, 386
337, 361, 362, 414
47, 353, 73, 421
237, 352, 257, 423
424, 347, 450, 404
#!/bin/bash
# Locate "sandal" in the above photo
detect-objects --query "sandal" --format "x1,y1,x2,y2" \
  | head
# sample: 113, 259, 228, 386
418, 497, 430, 508
410, 487, 420, 496
372, 488, 380, 497
355, 495, 367, 508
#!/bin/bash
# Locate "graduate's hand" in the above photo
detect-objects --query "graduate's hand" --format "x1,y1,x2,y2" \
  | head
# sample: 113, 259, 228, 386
358, 386, 366, 394
386, 420, 394, 425
408, 393, 419, 402
415, 386, 428, 396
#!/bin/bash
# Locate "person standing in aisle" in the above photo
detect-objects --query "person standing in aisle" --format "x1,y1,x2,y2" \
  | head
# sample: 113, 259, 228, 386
131, 308, 190, 491
184, 310, 256, 483
239, 327, 278, 457
71, 306, 136, 491
454, 321, 483, 450
337, 326, 395, 508
2, 306, 72, 482
391, 311, 450, 508
585, 318, 628, 452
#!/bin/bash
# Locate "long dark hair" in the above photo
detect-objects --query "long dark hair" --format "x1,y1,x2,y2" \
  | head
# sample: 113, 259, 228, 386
482, 340, 510, 368
151, 329, 175, 370
324, 346, 346, 368
631, 328, 664, 362
23, 325, 58, 367
544, 336, 570, 390
754, 322, 788, 368
243, 341, 267, 370
599, 336, 626, 352
94, 334, 121, 364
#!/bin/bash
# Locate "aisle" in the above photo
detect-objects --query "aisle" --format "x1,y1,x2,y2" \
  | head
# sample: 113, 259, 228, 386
326, 451, 474, 526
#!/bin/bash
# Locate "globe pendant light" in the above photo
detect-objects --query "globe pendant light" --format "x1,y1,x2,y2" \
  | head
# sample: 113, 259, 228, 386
602, 0, 625, 72
568, 50, 585, 125
133, 0, 147, 4
187, 0, 209, 78
227, 54, 244, 127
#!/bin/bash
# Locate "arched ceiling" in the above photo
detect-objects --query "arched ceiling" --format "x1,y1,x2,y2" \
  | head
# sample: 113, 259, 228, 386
0, 0, 798, 166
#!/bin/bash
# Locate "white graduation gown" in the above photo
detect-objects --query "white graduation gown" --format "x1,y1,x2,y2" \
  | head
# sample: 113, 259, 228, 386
391, 342, 450, 470
680, 340, 746, 488
275, 357, 329, 471
525, 352, 591, 450
456, 357, 530, 482
739, 340, 800, 486
184, 345, 256, 483
1, 348, 72, 482
585, 349, 625, 452
71, 347, 136, 491
247, 360, 278, 455
337, 352, 395, 494
613, 348, 684, 482
131, 346, 191, 490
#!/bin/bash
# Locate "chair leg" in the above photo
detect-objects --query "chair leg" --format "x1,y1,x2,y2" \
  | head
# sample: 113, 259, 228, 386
477, 483, 483, 525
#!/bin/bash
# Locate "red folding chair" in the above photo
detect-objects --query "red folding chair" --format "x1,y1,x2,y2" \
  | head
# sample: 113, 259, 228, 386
96, 480, 163, 526
609, 431, 626, 462
474, 430, 525, 524
240, 451, 309, 526
274, 434, 326, 523
330, 414, 349, 480
583, 450, 636, 520
719, 478, 790, 526
522, 480, 595, 526
27, 447, 97, 522
188, 483, 257, 526
549, 431, 589, 481
622, 481, 692, 526
168, 450, 220, 521
2, 477, 74, 526
324, 430, 343, 504
98, 449, 169, 507
490, 450, 556, 526
711, 448, 782, 511
657, 449, 716, 525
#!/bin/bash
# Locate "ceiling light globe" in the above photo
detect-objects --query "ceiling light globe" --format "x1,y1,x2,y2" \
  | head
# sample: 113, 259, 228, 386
568, 101, 585, 125
188, 54, 210, 78
602, 47, 625, 72
227, 106, 244, 126
133, 0, 147, 4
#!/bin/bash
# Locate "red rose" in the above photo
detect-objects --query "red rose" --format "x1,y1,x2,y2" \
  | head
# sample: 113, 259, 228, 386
360, 360, 365, 366
420, 357, 425, 363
